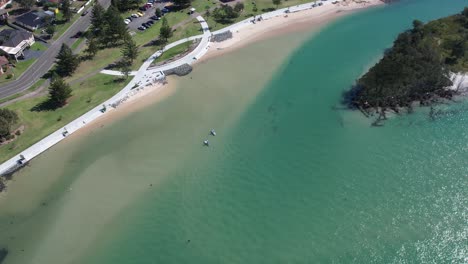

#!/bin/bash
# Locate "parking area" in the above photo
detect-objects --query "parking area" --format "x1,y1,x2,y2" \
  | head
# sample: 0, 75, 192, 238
125, 2, 167, 31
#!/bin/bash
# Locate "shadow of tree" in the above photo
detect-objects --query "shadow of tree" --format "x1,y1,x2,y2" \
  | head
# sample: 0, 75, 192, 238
104, 78, 126, 85
0, 248, 8, 264
30, 99, 59, 112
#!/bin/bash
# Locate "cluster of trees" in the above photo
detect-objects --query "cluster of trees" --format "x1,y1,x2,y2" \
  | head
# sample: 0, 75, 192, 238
90, 4, 129, 46
346, 9, 468, 112
14, 0, 35, 9
0, 109, 19, 140
61, 0, 73, 22
173, 0, 191, 7
212, 3, 244, 24
111, 0, 141, 12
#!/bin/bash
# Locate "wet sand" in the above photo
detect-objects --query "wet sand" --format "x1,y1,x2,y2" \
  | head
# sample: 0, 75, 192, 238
72, 0, 384, 139
200, 0, 383, 62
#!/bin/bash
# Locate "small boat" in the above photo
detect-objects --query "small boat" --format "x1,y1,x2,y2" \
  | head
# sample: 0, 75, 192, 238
203, 140, 209, 146
210, 129, 216, 136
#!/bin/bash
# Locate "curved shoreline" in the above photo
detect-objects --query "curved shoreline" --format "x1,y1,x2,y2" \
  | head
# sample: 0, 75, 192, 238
0, 0, 384, 176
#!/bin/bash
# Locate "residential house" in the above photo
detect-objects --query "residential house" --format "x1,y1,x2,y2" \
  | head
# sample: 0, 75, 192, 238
14, 12, 46, 31
0, 29, 35, 60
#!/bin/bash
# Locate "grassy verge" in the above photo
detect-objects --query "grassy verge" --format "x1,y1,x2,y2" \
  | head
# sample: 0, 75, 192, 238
52, 13, 81, 41
68, 47, 122, 82
71, 37, 85, 51
134, 18, 201, 67
0, 74, 130, 163
0, 79, 46, 105
206, 0, 313, 31
30, 42, 48, 51
154, 41, 192, 63
0, 59, 37, 84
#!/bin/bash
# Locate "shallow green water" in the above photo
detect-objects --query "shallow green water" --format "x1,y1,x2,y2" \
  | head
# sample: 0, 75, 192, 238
1, 0, 468, 263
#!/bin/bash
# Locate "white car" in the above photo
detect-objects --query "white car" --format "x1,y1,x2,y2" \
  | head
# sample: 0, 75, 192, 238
124, 19, 131, 24
131, 14, 139, 18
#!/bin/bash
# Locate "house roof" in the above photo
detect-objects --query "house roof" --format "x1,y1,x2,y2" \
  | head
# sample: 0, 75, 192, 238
15, 12, 45, 28
0, 29, 33, 48
0, 56, 8, 66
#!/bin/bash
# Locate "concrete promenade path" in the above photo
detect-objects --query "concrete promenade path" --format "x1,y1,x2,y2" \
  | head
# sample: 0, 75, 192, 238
0, 17, 211, 174
0, 1, 348, 174
101, 16, 210, 76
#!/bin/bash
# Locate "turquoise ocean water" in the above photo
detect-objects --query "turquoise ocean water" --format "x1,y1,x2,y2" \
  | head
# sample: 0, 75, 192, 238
1, 0, 467, 263
84, 1, 467, 263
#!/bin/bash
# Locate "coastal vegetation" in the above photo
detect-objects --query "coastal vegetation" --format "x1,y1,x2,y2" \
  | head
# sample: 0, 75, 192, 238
0, 109, 19, 140
345, 8, 468, 113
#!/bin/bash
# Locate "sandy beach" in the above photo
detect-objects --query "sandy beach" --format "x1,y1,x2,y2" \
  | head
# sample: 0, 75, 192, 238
69, 0, 384, 138
200, 0, 384, 62
66, 79, 177, 140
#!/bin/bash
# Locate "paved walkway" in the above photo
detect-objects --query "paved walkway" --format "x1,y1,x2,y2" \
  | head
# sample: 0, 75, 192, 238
0, 1, 352, 174
101, 16, 209, 76
0, 16, 211, 175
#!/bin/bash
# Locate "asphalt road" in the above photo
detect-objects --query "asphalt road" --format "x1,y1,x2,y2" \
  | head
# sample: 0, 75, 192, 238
0, 0, 111, 100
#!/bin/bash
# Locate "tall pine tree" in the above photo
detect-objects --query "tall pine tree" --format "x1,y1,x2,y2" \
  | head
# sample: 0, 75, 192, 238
91, 2, 105, 37
49, 78, 72, 107
56, 44, 79, 77
121, 37, 138, 64
61, 0, 72, 21
85, 37, 99, 58
103, 5, 128, 45
159, 17, 172, 43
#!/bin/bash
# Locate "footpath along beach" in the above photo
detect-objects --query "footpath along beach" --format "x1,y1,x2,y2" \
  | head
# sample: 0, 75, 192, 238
0, 0, 384, 176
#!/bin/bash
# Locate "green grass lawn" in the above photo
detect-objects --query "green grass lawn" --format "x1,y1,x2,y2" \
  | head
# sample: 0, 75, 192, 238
0, 59, 37, 84
30, 42, 48, 52
0, 74, 130, 163
206, 0, 315, 31
154, 40, 192, 63
68, 47, 122, 82
132, 18, 202, 67
52, 13, 81, 41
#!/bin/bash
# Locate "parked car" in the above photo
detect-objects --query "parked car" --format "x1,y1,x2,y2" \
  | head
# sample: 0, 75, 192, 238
137, 11, 144, 16
148, 0, 154, 3
124, 19, 131, 24
139, 6, 148, 11
81, 10, 89, 16
126, 16, 133, 21
311, 3, 317, 7
318, 2, 323, 5
138, 26, 146, 31
147, 20, 154, 25
144, 3, 152, 8
131, 13, 139, 18
162, 8, 169, 13
72, 31, 83, 38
